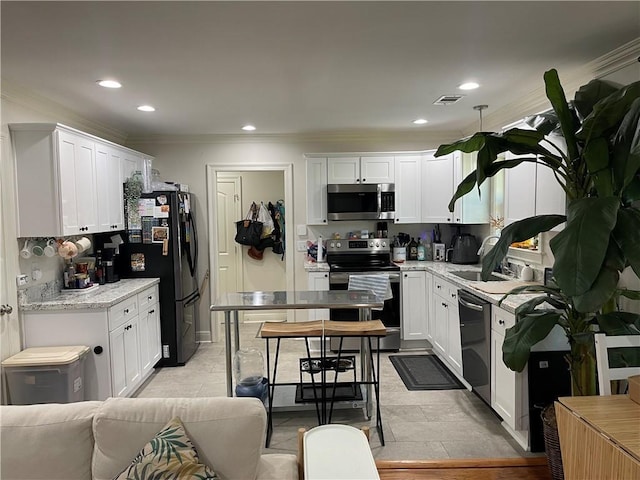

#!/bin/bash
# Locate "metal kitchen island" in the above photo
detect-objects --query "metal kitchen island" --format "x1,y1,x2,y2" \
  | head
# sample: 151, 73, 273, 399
210, 290, 385, 445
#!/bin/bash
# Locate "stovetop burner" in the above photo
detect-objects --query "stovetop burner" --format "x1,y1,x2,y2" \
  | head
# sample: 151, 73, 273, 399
325, 237, 399, 272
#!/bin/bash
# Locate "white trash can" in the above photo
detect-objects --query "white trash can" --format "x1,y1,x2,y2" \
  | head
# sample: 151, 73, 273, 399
2, 345, 90, 405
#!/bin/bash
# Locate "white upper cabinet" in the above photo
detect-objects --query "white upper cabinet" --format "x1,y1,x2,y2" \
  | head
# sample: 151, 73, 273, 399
327, 156, 394, 184
96, 143, 125, 232
504, 148, 566, 230
11, 123, 152, 237
422, 151, 456, 223
394, 155, 422, 224
306, 157, 328, 225
360, 156, 395, 184
422, 151, 489, 224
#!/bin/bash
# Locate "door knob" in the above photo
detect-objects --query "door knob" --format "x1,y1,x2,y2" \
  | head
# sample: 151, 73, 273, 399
0, 304, 13, 315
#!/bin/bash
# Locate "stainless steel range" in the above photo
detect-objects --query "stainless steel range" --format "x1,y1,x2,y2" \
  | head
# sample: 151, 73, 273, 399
326, 238, 400, 350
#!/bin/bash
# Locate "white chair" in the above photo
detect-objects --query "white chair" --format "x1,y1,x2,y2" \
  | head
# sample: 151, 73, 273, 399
594, 333, 640, 395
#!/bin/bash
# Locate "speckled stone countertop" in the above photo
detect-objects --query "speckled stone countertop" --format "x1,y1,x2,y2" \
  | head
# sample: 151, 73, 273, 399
305, 259, 540, 314
20, 278, 160, 311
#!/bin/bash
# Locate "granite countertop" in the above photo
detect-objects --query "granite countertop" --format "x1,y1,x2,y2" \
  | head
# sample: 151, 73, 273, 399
20, 278, 160, 311
306, 259, 541, 313
399, 261, 540, 313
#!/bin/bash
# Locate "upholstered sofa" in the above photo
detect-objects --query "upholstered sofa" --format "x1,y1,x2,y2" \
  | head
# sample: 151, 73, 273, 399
0, 396, 298, 480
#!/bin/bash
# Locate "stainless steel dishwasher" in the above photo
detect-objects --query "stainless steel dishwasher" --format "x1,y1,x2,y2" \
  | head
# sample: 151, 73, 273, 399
458, 290, 491, 405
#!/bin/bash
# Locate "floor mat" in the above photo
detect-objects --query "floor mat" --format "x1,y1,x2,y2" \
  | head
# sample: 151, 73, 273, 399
389, 354, 464, 391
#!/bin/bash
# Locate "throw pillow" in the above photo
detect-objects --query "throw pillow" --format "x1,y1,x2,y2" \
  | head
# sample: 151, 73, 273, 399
112, 416, 218, 480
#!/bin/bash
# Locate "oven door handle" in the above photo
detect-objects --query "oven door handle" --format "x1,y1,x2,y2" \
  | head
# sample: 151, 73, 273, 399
330, 272, 400, 283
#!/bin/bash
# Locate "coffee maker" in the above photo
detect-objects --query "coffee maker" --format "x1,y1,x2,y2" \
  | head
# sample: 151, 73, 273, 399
102, 247, 120, 283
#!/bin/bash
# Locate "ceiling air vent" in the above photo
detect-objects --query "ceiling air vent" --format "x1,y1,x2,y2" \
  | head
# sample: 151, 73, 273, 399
433, 94, 465, 105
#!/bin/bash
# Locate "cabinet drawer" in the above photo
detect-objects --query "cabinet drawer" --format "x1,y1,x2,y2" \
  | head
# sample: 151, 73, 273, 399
108, 296, 139, 330
492, 307, 515, 333
138, 285, 159, 311
433, 277, 458, 303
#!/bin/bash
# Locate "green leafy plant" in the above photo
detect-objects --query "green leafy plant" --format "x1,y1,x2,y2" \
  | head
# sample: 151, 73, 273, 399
435, 69, 640, 395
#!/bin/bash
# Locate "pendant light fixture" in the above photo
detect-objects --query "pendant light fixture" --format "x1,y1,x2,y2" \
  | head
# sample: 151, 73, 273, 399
473, 104, 488, 131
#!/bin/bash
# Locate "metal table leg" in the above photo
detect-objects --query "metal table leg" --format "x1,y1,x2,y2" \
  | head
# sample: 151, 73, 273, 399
225, 310, 233, 397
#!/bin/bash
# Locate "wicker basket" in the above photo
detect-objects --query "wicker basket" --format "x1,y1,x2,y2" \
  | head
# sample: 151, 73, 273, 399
542, 404, 564, 480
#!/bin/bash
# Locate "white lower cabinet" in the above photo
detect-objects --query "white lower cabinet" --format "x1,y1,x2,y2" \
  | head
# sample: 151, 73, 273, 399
401, 270, 429, 340
307, 272, 330, 320
431, 276, 462, 375
22, 284, 161, 400
109, 318, 141, 398
491, 305, 526, 434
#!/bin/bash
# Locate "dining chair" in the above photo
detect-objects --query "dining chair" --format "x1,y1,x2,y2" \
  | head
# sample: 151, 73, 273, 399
594, 333, 640, 395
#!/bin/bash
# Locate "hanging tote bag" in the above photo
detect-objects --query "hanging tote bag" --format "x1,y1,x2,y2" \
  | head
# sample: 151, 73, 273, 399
235, 203, 263, 246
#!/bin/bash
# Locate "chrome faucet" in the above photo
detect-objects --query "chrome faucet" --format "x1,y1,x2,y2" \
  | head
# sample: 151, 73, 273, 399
477, 234, 501, 256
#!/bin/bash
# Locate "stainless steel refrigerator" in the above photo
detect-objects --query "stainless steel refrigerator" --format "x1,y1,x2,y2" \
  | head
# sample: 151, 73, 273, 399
119, 190, 199, 366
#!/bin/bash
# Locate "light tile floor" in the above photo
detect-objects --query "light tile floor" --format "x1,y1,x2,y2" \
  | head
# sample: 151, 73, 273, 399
135, 322, 538, 460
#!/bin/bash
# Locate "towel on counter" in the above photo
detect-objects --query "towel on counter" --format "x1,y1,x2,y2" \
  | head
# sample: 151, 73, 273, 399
348, 274, 393, 301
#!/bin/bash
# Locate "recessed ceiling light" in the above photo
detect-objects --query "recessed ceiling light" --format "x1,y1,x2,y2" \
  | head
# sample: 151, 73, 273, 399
97, 79, 122, 89
137, 105, 156, 112
413, 118, 428, 125
459, 82, 480, 90
242, 125, 256, 131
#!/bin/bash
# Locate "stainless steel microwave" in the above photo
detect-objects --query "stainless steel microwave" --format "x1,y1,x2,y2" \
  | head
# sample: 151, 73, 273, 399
326, 183, 395, 221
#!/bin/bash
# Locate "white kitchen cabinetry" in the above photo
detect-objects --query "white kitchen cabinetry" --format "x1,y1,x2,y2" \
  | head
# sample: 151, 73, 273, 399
504, 155, 566, 230
21, 284, 161, 400
421, 151, 489, 224
327, 156, 394, 184
95, 143, 125, 232
306, 157, 328, 225
432, 276, 462, 375
122, 152, 145, 181
138, 285, 162, 376
504, 130, 566, 230
109, 314, 141, 397
10, 123, 152, 237
307, 272, 330, 320
491, 306, 519, 430
394, 155, 422, 224
401, 270, 429, 340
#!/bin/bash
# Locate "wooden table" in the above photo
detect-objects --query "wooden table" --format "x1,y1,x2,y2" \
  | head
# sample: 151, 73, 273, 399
555, 395, 640, 480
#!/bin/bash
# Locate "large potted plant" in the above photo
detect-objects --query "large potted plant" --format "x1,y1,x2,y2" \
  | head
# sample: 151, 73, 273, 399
435, 68, 640, 397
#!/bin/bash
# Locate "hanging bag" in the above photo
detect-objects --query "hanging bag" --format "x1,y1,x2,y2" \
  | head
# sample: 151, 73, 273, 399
258, 202, 274, 238
235, 203, 263, 246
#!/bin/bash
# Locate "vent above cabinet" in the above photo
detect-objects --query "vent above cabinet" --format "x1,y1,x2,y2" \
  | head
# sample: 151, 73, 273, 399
433, 94, 465, 105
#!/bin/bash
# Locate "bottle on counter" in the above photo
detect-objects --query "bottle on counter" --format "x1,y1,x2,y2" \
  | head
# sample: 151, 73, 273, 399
95, 250, 105, 285
417, 239, 426, 261
425, 236, 433, 261
408, 237, 418, 261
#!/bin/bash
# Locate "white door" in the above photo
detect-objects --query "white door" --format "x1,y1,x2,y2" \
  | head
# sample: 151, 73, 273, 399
422, 152, 455, 223
1, 133, 21, 403
216, 174, 243, 325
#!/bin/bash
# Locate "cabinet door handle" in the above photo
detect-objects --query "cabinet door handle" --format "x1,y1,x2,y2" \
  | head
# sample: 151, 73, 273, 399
149, 309, 155, 314
404, 274, 408, 277
124, 308, 129, 314
442, 302, 447, 308
324, 274, 328, 278
498, 319, 505, 325
148, 295, 153, 300
362, 178, 366, 182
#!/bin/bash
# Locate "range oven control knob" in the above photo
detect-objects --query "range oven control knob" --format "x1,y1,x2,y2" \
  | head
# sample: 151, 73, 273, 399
375, 241, 380, 247
336, 242, 342, 248
369, 241, 374, 247
381, 241, 387, 247
329, 242, 335, 248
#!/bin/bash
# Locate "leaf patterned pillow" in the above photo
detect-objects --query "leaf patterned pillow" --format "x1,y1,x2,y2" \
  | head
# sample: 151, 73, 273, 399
113, 417, 218, 480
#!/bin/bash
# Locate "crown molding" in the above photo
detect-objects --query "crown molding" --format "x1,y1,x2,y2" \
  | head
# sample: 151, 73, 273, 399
462, 37, 640, 136
591, 37, 640, 79
0, 79, 129, 144
125, 129, 463, 147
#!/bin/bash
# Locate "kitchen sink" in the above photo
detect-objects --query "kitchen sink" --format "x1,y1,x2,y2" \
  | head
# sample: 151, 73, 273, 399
450, 270, 507, 282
